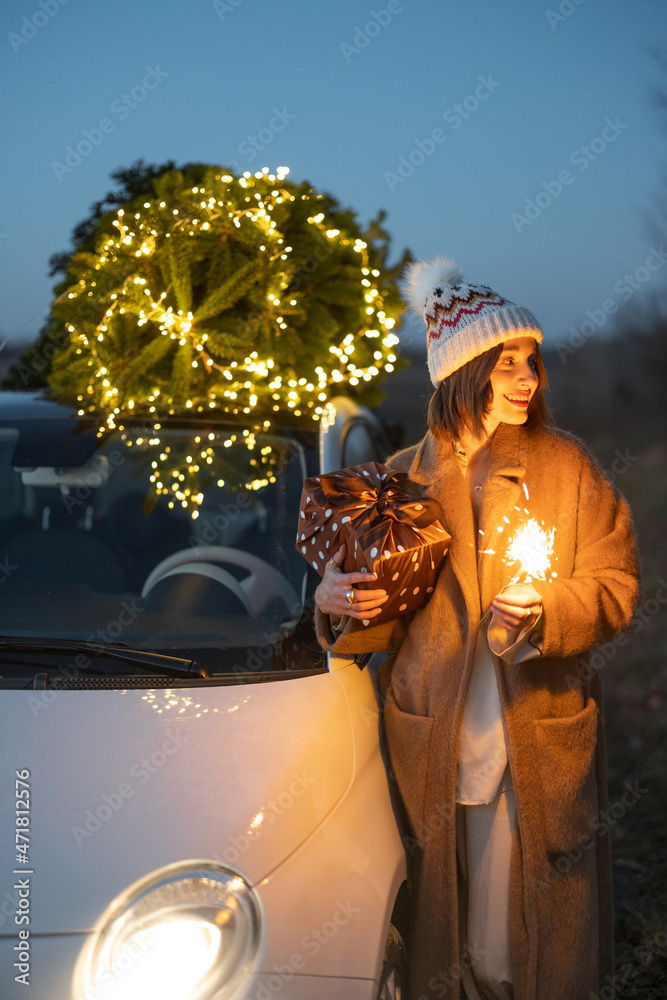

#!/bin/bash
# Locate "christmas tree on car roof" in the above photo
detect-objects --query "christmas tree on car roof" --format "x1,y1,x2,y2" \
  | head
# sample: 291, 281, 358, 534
7, 159, 408, 512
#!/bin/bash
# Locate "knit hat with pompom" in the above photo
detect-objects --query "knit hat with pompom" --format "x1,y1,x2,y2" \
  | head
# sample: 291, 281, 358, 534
402, 256, 543, 386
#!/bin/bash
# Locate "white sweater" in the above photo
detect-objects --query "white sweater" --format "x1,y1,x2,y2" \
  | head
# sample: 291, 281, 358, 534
452, 441, 543, 805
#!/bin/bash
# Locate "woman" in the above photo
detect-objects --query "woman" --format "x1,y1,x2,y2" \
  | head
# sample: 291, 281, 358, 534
313, 258, 639, 1000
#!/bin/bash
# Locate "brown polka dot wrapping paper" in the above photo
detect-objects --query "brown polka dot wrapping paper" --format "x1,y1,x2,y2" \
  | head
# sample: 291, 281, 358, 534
296, 462, 451, 624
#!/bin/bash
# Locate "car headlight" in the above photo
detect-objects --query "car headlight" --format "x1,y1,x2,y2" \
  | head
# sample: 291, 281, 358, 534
72, 860, 264, 1000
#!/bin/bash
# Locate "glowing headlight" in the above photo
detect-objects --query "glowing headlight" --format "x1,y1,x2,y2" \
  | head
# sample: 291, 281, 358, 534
72, 860, 264, 1000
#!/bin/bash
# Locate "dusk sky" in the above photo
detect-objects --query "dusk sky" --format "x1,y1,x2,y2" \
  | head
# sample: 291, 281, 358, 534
1, 0, 665, 357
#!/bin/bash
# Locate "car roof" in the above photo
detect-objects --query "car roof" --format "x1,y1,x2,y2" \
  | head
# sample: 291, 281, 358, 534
0, 391, 320, 449
0, 391, 80, 420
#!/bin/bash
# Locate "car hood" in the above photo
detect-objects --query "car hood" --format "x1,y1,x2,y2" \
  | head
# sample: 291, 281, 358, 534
0, 671, 353, 934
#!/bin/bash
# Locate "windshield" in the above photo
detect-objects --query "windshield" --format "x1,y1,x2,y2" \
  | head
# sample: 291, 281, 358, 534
0, 412, 324, 682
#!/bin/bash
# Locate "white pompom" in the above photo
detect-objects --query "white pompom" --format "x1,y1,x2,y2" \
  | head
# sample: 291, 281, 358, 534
401, 256, 464, 316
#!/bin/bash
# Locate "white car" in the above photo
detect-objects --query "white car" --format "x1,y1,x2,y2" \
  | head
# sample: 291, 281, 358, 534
0, 392, 408, 1000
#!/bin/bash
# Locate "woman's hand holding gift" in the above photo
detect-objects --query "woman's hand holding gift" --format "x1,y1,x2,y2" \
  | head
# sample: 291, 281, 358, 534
314, 544, 389, 620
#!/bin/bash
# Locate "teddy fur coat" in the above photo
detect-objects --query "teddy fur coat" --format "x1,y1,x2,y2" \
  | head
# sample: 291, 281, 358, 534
315, 421, 639, 1000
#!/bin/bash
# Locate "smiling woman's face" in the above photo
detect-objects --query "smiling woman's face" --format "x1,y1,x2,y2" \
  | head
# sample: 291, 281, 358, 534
485, 336, 539, 431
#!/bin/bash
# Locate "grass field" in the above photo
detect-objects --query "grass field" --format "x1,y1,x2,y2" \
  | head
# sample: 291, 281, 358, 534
595, 427, 667, 997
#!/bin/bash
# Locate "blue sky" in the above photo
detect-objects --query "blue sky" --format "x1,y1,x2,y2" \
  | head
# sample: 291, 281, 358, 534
1, 0, 665, 355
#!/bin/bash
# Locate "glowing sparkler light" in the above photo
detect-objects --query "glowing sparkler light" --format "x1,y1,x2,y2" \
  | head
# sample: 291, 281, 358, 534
504, 518, 555, 583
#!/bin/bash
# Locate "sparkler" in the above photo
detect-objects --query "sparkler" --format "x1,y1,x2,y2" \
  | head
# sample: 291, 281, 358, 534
504, 517, 555, 584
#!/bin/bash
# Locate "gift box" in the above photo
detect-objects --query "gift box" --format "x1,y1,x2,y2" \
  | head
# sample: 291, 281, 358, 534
296, 461, 451, 623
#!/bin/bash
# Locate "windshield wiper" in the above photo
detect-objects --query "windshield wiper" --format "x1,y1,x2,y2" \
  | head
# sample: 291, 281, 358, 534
0, 637, 211, 679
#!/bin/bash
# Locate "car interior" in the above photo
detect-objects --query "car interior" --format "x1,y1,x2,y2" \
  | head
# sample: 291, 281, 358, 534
0, 419, 326, 681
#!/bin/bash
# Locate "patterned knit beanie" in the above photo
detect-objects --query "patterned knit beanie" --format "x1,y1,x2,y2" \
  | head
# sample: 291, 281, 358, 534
402, 256, 543, 386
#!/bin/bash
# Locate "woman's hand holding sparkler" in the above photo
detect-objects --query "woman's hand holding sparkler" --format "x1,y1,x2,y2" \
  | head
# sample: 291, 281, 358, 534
491, 582, 542, 629
491, 516, 552, 629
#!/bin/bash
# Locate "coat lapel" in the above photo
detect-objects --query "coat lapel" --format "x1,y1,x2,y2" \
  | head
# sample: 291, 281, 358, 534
477, 424, 527, 611
405, 432, 482, 620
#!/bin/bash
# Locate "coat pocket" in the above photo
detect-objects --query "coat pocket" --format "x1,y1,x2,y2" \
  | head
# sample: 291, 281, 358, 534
383, 698, 435, 838
533, 697, 599, 854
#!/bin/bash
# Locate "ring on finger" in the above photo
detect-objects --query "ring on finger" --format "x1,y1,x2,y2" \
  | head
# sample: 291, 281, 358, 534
345, 589, 356, 606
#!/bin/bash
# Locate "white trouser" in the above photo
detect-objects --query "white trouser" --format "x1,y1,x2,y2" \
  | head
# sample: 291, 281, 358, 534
455, 764, 516, 1000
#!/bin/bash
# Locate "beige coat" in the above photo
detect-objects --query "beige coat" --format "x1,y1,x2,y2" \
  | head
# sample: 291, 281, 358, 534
316, 422, 639, 1000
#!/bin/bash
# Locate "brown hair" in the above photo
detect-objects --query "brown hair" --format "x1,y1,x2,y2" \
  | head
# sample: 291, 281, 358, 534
427, 342, 551, 440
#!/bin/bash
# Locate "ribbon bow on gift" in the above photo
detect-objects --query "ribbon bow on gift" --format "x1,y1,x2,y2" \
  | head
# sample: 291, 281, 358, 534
298, 462, 444, 570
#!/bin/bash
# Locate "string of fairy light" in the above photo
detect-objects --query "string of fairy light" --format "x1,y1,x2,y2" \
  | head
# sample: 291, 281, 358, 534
116, 425, 286, 517
52, 166, 401, 516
